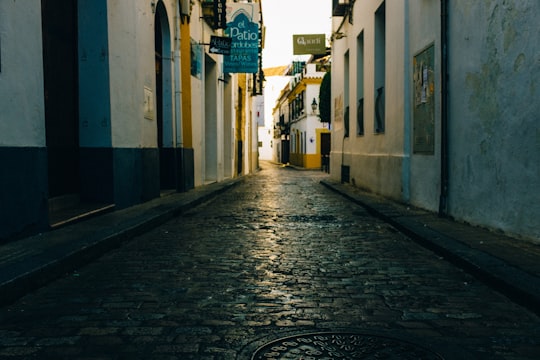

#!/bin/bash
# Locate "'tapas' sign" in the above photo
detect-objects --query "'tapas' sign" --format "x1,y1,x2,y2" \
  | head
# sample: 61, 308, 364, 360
224, 3, 259, 74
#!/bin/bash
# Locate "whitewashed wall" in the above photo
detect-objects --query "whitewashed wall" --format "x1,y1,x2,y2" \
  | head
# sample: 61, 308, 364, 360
331, 0, 406, 199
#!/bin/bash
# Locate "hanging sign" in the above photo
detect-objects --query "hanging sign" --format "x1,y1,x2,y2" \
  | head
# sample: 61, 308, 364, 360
293, 34, 326, 55
214, 0, 227, 29
209, 36, 232, 55
224, 3, 260, 73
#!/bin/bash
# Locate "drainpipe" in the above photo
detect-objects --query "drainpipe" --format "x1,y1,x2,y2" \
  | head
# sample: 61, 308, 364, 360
439, 0, 449, 216
402, 0, 411, 202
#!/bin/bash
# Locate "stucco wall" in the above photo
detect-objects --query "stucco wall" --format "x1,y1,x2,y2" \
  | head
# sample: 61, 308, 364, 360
447, 1, 540, 240
331, 0, 406, 200
107, 0, 166, 148
0, 0, 45, 147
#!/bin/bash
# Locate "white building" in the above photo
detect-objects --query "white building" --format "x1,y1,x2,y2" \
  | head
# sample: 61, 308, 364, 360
330, 0, 539, 241
260, 66, 290, 161
272, 60, 330, 169
0, 0, 263, 241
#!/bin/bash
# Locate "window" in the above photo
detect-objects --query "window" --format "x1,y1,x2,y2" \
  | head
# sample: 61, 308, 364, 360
357, 99, 364, 136
344, 50, 350, 137
374, 2, 386, 133
375, 86, 385, 133
357, 32, 364, 136
344, 105, 350, 137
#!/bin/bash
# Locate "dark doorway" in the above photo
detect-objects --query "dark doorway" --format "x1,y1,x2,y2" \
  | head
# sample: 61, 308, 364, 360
321, 132, 330, 173
237, 141, 243, 175
155, 2, 175, 191
281, 140, 290, 164
41, 0, 80, 198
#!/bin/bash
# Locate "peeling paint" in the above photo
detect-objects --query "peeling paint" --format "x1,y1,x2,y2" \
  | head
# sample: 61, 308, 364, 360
450, 0, 539, 239
513, 53, 525, 72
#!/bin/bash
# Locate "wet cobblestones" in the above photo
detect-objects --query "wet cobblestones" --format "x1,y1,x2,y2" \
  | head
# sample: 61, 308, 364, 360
0, 163, 539, 359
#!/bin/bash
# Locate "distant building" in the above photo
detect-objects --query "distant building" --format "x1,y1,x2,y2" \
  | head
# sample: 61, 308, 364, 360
272, 58, 331, 169
260, 66, 289, 161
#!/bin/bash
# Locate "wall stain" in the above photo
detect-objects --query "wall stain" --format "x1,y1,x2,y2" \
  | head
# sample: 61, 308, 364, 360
513, 53, 525, 72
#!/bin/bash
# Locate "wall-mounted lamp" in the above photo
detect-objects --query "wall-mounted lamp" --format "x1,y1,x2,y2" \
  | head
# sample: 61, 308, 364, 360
311, 98, 318, 113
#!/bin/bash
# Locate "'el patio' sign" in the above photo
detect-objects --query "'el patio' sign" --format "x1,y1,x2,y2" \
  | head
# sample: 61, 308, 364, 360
224, 3, 259, 73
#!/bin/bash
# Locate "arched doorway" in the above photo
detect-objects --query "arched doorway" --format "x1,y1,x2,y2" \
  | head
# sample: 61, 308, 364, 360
154, 1, 174, 191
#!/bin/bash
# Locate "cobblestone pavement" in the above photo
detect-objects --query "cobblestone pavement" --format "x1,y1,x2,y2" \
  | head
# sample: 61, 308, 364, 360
0, 163, 539, 359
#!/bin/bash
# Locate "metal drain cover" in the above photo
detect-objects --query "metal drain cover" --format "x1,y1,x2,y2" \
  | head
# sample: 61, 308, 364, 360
251, 332, 443, 359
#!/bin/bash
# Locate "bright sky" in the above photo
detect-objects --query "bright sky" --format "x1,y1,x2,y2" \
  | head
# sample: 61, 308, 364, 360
261, 0, 332, 69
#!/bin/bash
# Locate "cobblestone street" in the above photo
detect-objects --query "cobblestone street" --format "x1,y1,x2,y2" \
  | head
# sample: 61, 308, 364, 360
0, 163, 539, 359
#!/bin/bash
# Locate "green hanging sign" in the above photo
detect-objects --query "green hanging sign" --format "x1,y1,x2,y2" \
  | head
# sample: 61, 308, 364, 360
224, 4, 260, 74
293, 34, 326, 55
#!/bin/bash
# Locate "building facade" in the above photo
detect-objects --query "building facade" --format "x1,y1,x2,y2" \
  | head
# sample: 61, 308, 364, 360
273, 60, 330, 169
0, 0, 262, 241
330, 0, 539, 241
261, 66, 289, 162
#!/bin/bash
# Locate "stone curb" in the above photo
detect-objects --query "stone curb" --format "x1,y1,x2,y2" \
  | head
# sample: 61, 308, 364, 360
0, 178, 244, 307
320, 179, 540, 316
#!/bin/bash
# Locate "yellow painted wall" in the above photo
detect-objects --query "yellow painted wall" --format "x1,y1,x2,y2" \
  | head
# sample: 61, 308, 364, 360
180, 18, 192, 148
304, 154, 321, 169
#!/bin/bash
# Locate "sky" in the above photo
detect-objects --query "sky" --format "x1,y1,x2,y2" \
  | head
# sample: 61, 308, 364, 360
261, 0, 332, 69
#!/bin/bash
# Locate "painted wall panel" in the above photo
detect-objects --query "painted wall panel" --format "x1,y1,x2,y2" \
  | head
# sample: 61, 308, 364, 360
78, 0, 112, 148
0, 0, 45, 147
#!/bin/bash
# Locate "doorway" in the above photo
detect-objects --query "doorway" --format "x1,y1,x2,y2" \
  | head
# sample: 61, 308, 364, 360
321, 132, 331, 173
154, 1, 175, 191
204, 55, 218, 183
41, 0, 81, 222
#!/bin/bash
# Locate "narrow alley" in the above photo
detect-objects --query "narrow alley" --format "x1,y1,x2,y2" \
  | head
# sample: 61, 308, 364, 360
0, 163, 538, 359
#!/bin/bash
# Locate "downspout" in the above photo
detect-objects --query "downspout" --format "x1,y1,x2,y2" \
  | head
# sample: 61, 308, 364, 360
439, 0, 449, 216
402, 0, 411, 202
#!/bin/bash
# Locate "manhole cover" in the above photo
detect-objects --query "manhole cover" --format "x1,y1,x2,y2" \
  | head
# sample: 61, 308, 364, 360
251, 332, 443, 359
